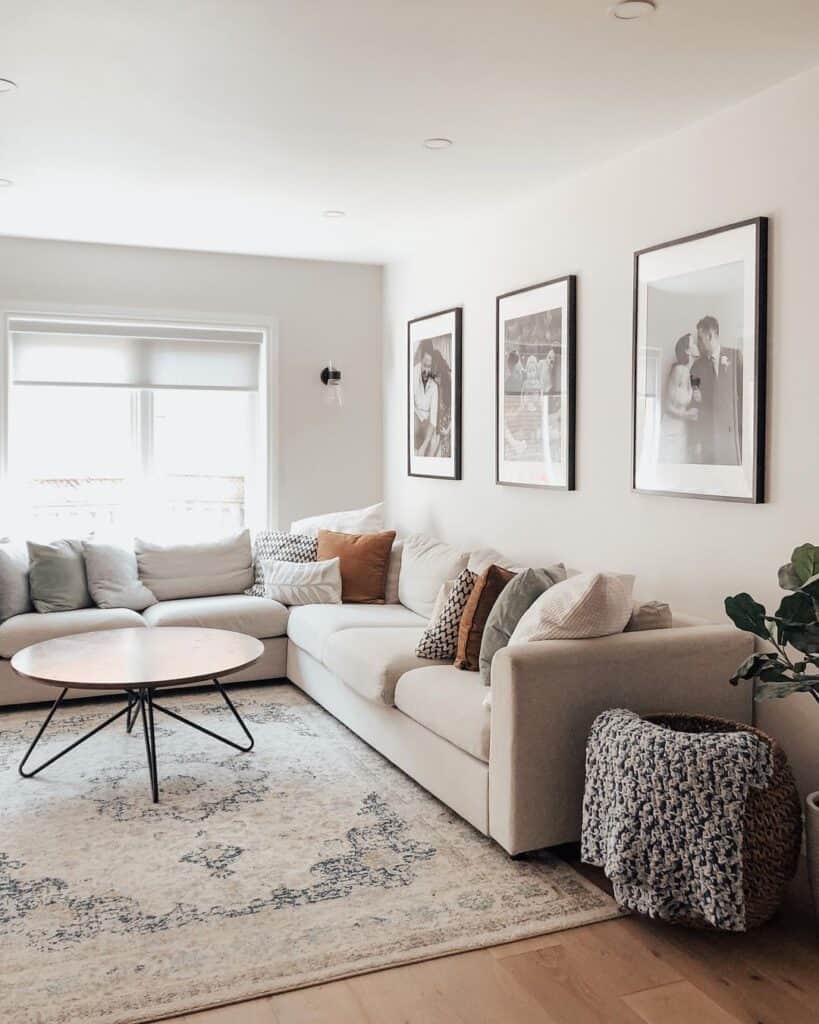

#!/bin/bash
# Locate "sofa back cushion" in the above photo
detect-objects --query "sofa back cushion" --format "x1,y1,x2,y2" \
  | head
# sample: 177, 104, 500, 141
82, 541, 157, 611
0, 542, 32, 623
455, 564, 516, 671
478, 564, 566, 685
290, 502, 383, 538
27, 539, 92, 613
316, 529, 396, 604
509, 571, 635, 644
135, 530, 253, 601
398, 534, 470, 619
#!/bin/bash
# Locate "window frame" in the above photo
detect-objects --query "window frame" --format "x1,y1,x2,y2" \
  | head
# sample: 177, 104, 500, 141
1, 305, 277, 535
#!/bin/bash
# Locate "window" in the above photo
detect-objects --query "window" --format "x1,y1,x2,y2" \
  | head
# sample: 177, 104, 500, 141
4, 317, 267, 539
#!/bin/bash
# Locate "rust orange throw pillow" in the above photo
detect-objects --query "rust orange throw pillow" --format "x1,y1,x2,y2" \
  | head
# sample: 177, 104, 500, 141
454, 564, 516, 670
316, 529, 396, 604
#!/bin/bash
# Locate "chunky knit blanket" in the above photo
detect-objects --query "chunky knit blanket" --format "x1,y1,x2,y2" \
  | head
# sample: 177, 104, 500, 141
581, 709, 773, 931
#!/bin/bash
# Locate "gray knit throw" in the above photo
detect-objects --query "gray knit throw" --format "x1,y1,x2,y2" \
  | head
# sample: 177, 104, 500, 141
581, 709, 772, 931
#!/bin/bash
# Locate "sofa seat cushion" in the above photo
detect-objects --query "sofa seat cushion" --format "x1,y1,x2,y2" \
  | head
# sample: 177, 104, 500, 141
286, 603, 426, 664
0, 608, 146, 659
324, 627, 446, 705
394, 666, 491, 763
142, 595, 288, 639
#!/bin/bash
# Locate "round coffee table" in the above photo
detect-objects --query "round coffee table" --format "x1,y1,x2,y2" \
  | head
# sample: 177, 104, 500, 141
12, 627, 264, 802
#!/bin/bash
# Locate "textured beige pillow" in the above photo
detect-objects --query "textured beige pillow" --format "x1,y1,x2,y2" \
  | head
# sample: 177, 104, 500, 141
509, 572, 635, 643
625, 600, 672, 632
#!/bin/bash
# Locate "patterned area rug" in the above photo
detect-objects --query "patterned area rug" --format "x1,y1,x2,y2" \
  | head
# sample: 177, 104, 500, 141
0, 684, 620, 1024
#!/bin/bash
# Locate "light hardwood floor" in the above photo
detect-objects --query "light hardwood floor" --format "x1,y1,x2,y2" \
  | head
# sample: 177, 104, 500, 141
166, 853, 818, 1024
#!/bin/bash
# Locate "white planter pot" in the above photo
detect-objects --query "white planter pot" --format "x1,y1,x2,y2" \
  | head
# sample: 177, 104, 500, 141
807, 791, 819, 924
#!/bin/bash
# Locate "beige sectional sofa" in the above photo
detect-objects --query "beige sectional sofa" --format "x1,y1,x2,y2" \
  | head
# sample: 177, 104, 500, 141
0, 545, 754, 855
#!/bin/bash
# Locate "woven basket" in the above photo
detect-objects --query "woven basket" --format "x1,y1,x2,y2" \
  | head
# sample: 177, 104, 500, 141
644, 713, 802, 930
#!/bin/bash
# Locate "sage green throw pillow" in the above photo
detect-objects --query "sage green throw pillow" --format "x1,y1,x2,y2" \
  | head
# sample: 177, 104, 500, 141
27, 539, 92, 613
0, 542, 32, 622
478, 563, 567, 685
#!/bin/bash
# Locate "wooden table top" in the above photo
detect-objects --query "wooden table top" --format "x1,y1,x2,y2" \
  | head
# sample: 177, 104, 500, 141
10, 627, 264, 690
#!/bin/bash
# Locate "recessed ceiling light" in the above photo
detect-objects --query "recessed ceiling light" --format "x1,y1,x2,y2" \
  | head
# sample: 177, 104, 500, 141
322, 209, 346, 218
0, 179, 13, 188
610, 0, 656, 19
423, 138, 453, 150
0, 78, 17, 93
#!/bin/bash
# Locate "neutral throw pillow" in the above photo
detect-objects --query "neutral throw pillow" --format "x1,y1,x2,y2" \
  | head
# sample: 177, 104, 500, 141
245, 530, 318, 597
398, 534, 470, 619
384, 540, 403, 604
316, 529, 396, 604
415, 569, 477, 660
479, 564, 567, 685
625, 600, 673, 632
509, 572, 635, 644
135, 530, 253, 601
261, 557, 342, 606
27, 539, 92, 613
455, 564, 517, 671
82, 541, 157, 611
0, 541, 32, 622
467, 547, 522, 575
290, 502, 384, 538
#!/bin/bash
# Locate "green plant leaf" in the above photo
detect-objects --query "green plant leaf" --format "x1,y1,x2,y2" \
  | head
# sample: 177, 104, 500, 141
724, 593, 770, 640
775, 591, 817, 626
790, 543, 819, 586
729, 651, 782, 685
778, 562, 803, 591
785, 621, 819, 655
799, 574, 819, 602
755, 679, 816, 700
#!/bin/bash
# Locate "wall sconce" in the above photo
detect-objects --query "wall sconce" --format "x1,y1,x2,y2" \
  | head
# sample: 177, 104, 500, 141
320, 362, 343, 408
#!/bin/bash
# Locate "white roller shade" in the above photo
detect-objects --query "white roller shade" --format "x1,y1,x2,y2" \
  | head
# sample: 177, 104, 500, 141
10, 319, 263, 391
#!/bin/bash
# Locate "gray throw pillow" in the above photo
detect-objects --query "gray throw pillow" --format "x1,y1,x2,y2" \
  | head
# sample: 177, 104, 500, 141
83, 541, 157, 611
27, 539, 92, 613
478, 564, 567, 685
0, 542, 33, 622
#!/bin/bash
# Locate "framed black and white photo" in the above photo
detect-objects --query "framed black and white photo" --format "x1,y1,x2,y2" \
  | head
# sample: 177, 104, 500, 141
632, 217, 768, 503
407, 307, 462, 479
496, 275, 576, 490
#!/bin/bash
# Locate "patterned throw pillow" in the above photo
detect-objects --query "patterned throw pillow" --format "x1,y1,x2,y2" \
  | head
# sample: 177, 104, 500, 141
415, 568, 477, 660
245, 531, 317, 597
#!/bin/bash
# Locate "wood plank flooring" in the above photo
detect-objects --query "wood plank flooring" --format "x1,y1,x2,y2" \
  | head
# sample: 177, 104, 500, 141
167, 853, 817, 1024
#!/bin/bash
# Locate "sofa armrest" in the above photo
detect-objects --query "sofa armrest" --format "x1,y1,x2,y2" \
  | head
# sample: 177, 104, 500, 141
488, 625, 754, 854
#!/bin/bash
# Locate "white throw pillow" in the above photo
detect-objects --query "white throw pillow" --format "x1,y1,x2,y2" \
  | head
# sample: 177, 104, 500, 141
289, 502, 383, 538
509, 572, 635, 644
261, 557, 342, 606
398, 534, 470, 619
135, 530, 253, 601
83, 541, 157, 611
384, 539, 403, 604
467, 547, 523, 575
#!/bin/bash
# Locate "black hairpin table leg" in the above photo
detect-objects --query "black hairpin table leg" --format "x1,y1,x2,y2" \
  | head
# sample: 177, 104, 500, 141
19, 688, 130, 778
125, 690, 138, 734
138, 687, 160, 803
150, 678, 254, 752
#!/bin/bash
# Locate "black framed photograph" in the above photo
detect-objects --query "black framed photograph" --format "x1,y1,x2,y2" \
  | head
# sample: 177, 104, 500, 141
496, 275, 576, 490
632, 217, 768, 503
407, 307, 462, 479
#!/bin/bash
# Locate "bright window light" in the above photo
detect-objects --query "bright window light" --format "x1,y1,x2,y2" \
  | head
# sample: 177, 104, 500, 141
4, 317, 267, 541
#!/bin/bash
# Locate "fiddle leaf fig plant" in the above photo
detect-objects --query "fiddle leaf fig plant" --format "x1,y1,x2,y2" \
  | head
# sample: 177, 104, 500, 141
726, 543, 819, 704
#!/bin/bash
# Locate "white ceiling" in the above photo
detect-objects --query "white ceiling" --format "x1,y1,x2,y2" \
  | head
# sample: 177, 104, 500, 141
0, 1, 818, 265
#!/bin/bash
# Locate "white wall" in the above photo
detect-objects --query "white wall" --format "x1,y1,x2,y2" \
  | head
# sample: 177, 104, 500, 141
0, 236, 382, 529
383, 66, 819, 797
